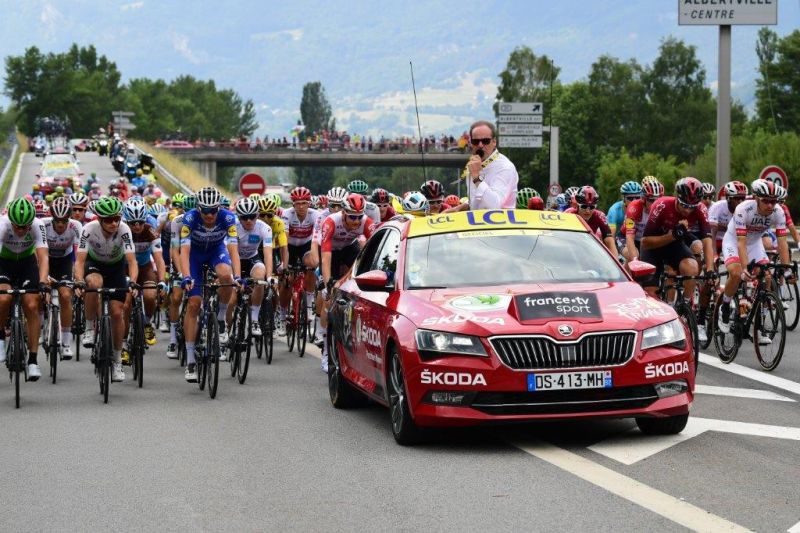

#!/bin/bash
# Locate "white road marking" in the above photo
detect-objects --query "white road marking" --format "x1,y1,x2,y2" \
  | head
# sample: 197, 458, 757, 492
700, 353, 800, 397
787, 519, 800, 532
695, 384, 795, 402
513, 440, 749, 532
7, 151, 25, 201
589, 417, 800, 465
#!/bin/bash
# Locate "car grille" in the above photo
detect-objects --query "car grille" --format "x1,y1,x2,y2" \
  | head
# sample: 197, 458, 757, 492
469, 386, 658, 416
489, 332, 636, 370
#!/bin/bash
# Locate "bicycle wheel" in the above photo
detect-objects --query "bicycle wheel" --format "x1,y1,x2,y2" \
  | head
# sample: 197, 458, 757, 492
207, 313, 220, 399
261, 299, 274, 364
72, 296, 84, 362
228, 306, 242, 377
712, 292, 741, 363
197, 329, 207, 391
11, 320, 24, 409
675, 302, 699, 375
286, 298, 296, 352
237, 311, 251, 384
132, 309, 145, 388
778, 280, 800, 331
48, 307, 60, 384
754, 291, 786, 371
99, 317, 113, 404
298, 297, 307, 357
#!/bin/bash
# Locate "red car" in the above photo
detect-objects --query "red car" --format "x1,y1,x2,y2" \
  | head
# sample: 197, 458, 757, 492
326, 209, 695, 444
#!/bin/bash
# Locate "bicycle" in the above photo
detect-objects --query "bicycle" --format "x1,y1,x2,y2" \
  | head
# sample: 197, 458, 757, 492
713, 262, 788, 370
227, 278, 270, 384
71, 291, 85, 362
255, 279, 276, 364
176, 290, 189, 367
771, 256, 799, 331
192, 268, 236, 399
81, 285, 130, 404
0, 286, 41, 408
42, 280, 73, 384
125, 283, 152, 389
657, 272, 705, 375
284, 265, 308, 357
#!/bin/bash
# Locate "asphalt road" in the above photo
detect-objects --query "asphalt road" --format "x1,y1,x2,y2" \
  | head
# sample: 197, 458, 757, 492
1, 151, 799, 532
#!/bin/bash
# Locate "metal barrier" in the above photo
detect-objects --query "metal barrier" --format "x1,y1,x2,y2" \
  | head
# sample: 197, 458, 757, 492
0, 133, 20, 193
132, 146, 193, 195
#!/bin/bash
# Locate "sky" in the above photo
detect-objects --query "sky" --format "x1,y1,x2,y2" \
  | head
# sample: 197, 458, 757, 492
0, 0, 798, 139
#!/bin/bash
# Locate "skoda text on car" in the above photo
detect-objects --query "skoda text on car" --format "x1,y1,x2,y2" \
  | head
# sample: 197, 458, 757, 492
326, 209, 695, 444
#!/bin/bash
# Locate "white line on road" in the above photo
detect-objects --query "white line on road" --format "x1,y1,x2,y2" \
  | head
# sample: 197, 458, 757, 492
7, 151, 24, 201
695, 384, 795, 402
700, 353, 800, 397
788, 519, 800, 532
512, 440, 749, 532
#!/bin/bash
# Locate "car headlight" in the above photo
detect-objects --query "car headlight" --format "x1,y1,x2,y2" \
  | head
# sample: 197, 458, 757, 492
641, 319, 686, 350
415, 329, 487, 358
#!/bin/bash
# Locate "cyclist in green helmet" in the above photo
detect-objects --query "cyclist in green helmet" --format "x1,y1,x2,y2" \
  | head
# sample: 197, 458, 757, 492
347, 180, 369, 194
74, 195, 138, 383
0, 197, 51, 380
516, 187, 540, 209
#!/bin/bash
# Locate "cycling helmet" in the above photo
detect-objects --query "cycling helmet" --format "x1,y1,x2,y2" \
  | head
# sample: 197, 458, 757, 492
183, 195, 197, 210
344, 193, 366, 214
620, 181, 643, 196
123, 200, 148, 222
444, 194, 461, 208
290, 186, 312, 203
196, 187, 221, 208
555, 193, 569, 210
420, 180, 444, 200
317, 194, 329, 209
642, 179, 664, 199
701, 182, 716, 197
33, 199, 48, 219
8, 198, 35, 226
150, 203, 167, 216
236, 197, 260, 216
310, 195, 319, 209
675, 177, 703, 207
751, 179, 779, 199
32, 184, 40, 192
642, 175, 659, 187
172, 192, 186, 208
347, 180, 369, 194
50, 196, 71, 219
327, 186, 348, 205
259, 195, 279, 214
220, 195, 230, 207
565, 186, 580, 200
88, 200, 99, 215
402, 192, 428, 215
55, 185, 64, 194
69, 191, 88, 206
722, 180, 748, 199
371, 188, 391, 205
248, 193, 261, 202
136, 169, 143, 177
575, 185, 600, 206
94, 196, 124, 217
516, 187, 540, 209
528, 197, 545, 210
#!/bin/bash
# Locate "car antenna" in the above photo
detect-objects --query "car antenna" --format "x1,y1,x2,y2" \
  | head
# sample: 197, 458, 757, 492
410, 61, 427, 182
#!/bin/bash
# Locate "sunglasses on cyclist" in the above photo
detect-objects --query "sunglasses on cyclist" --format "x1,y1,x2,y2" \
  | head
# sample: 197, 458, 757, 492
429, 200, 443, 206
471, 138, 493, 146
677, 200, 698, 210
346, 214, 364, 221
579, 204, 596, 211
71, 207, 86, 212
128, 220, 146, 226
759, 198, 777, 206
329, 203, 344, 210
239, 214, 257, 221
624, 196, 641, 202
100, 216, 122, 224
200, 207, 219, 215
377, 203, 391, 208
11, 223, 31, 231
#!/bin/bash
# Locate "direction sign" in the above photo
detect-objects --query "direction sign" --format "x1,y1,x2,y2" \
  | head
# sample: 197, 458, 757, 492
498, 102, 543, 115
548, 183, 562, 197
499, 123, 543, 136
678, 0, 778, 26
498, 114, 543, 124
239, 172, 266, 196
499, 136, 542, 149
758, 165, 789, 190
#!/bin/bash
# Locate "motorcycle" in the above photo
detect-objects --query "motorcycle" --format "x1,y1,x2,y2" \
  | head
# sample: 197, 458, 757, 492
113, 154, 125, 175
124, 156, 140, 180
97, 138, 109, 156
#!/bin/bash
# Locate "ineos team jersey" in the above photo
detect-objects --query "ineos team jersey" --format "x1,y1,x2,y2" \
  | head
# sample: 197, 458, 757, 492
281, 207, 319, 246
42, 217, 82, 258
725, 199, 787, 244
235, 219, 273, 260
0, 216, 48, 260
78, 220, 135, 264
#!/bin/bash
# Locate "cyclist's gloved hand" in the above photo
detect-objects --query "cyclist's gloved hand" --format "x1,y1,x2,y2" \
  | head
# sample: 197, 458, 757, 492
671, 224, 687, 240
704, 270, 717, 281
235, 276, 246, 288
157, 281, 168, 292
181, 276, 193, 289
39, 281, 50, 292
326, 278, 336, 293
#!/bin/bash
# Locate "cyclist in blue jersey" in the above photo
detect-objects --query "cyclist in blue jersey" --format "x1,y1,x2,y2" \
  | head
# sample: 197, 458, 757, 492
179, 187, 241, 383
607, 181, 643, 234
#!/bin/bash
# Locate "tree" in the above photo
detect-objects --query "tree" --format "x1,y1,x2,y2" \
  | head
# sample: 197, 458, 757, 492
755, 29, 800, 133
299, 81, 333, 135
595, 149, 685, 211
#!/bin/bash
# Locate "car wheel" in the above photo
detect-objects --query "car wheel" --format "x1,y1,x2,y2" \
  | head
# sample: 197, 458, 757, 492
327, 326, 361, 409
387, 346, 423, 446
635, 413, 689, 435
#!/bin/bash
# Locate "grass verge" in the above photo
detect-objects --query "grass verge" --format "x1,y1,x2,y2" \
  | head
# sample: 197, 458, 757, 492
134, 140, 234, 197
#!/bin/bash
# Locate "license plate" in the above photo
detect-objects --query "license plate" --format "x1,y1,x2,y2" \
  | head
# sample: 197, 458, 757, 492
527, 370, 612, 391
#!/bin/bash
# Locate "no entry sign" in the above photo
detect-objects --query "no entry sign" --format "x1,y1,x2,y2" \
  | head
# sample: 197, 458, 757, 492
239, 173, 266, 196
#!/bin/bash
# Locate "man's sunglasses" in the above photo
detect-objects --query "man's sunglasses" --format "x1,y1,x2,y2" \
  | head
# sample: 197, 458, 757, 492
329, 203, 344, 210
429, 200, 443, 206
759, 198, 777, 206
239, 214, 257, 221
72, 207, 86, 212
471, 138, 493, 146
100, 216, 122, 224
200, 207, 219, 215
346, 214, 364, 221
579, 204, 596, 211
12, 223, 31, 230
377, 203, 391, 208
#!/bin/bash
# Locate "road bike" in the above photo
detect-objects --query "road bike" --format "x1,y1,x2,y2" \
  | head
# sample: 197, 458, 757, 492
193, 268, 236, 399
227, 278, 270, 384
284, 265, 308, 357
82, 286, 130, 404
0, 286, 41, 408
658, 272, 705, 375
42, 280, 73, 384
255, 279, 276, 364
71, 290, 85, 362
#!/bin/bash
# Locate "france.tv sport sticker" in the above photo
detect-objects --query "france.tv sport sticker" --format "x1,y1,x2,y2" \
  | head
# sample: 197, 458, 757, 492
516, 292, 601, 320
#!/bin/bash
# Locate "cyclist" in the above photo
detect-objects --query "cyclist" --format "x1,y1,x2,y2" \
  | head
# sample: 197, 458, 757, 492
0, 198, 50, 380
709, 181, 749, 255
607, 181, 643, 235
701, 182, 716, 209
527, 197, 545, 210
564, 186, 580, 210
371, 188, 396, 222
179, 187, 240, 383
554, 193, 569, 212
565, 186, 618, 257
165, 195, 195, 359
122, 200, 166, 352
42, 197, 82, 359
226, 197, 272, 337
75, 196, 138, 383
348, 179, 380, 223
401, 192, 429, 218
318, 193, 375, 371
69, 191, 93, 224
639, 177, 715, 304
777, 186, 800, 247
718, 180, 790, 336
420, 180, 446, 215
516, 187, 540, 210
444, 195, 461, 210
623, 177, 664, 263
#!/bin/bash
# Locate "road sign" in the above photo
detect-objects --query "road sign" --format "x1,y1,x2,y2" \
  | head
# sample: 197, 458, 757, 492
239, 173, 266, 196
112, 111, 136, 117
499, 136, 542, 149
758, 165, 789, 190
498, 102, 543, 115
498, 114, 543, 124
548, 183, 562, 197
678, 0, 777, 25
499, 123, 543, 136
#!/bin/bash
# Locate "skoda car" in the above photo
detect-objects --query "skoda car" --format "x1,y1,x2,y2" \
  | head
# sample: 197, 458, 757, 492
326, 209, 695, 445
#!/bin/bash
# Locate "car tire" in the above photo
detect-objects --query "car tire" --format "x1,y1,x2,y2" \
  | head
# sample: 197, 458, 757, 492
327, 326, 361, 409
635, 413, 689, 435
387, 346, 423, 446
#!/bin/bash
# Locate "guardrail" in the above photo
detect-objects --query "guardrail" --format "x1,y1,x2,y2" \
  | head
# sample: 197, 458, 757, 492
132, 146, 192, 195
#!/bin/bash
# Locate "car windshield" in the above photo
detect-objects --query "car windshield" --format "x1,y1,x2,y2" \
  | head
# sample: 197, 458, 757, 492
42, 165, 78, 178
404, 229, 626, 289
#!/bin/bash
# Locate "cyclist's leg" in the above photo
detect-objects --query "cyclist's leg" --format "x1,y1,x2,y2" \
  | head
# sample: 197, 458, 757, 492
183, 250, 205, 368
138, 265, 157, 322
719, 235, 743, 332
303, 246, 317, 314
84, 262, 104, 336
249, 261, 266, 326
211, 246, 234, 331
168, 270, 183, 347
22, 292, 42, 358
51, 256, 74, 349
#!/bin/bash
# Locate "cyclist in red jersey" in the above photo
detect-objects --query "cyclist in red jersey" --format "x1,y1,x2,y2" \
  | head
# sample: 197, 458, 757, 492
565, 186, 618, 257
527, 197, 545, 210
370, 188, 396, 222
420, 180, 445, 215
623, 178, 664, 263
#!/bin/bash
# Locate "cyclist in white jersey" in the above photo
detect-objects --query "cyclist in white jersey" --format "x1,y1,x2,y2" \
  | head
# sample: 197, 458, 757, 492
0, 198, 50, 380
165, 200, 189, 358
279, 187, 319, 332
718, 180, 790, 335
708, 181, 748, 254
74, 196, 138, 382
42, 197, 82, 359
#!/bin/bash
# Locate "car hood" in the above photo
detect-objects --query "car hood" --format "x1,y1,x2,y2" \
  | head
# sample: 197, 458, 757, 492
399, 282, 676, 337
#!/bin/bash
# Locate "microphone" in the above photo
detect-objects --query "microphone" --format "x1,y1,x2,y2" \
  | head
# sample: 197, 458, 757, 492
476, 148, 485, 158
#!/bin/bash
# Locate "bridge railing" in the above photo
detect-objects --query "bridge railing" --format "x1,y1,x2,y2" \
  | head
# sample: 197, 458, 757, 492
156, 140, 469, 155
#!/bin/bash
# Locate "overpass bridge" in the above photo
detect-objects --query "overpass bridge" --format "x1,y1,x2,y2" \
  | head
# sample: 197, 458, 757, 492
161, 148, 467, 182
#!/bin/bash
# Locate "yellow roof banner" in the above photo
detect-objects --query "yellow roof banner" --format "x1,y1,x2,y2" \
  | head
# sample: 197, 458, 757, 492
407, 209, 588, 237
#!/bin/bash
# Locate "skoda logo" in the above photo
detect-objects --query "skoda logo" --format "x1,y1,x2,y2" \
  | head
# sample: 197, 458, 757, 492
557, 324, 573, 337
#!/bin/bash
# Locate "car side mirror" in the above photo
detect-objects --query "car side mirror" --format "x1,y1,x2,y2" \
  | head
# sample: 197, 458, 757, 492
628, 259, 656, 279
354, 269, 391, 291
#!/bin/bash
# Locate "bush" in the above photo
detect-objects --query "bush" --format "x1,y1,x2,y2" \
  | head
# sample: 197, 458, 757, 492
595, 149, 685, 211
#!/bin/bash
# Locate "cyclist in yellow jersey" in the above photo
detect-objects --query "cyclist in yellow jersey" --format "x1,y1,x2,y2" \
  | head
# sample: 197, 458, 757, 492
259, 196, 288, 272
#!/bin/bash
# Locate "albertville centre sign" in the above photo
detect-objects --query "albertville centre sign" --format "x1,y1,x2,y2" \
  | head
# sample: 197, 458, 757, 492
679, 0, 778, 25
